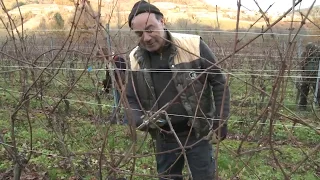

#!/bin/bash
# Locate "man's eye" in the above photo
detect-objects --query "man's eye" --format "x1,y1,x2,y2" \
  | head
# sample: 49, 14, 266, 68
145, 29, 153, 33
135, 32, 143, 37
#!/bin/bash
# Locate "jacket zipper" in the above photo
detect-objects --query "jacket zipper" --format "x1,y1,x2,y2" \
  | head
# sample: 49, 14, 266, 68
144, 74, 156, 100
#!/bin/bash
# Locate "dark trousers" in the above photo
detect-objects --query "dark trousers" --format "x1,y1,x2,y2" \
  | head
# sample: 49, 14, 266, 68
111, 89, 128, 124
299, 79, 320, 108
155, 135, 215, 180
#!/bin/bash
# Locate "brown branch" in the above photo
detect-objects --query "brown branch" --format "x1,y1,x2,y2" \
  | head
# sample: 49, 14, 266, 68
165, 112, 193, 179
300, 12, 320, 30
290, 143, 320, 175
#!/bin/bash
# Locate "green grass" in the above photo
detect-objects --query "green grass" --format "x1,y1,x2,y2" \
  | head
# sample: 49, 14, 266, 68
0, 62, 319, 179
218, 140, 319, 179
0, 102, 319, 179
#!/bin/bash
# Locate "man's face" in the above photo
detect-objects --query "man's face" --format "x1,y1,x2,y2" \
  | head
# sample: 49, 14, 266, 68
131, 13, 166, 52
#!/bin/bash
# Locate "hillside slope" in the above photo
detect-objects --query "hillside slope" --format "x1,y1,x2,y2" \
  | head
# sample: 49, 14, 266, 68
0, 0, 314, 32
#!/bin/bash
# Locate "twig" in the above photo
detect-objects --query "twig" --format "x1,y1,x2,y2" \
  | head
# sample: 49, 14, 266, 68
164, 112, 193, 179
236, 147, 280, 156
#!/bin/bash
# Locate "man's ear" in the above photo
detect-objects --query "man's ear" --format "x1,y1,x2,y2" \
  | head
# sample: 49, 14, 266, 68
160, 17, 165, 26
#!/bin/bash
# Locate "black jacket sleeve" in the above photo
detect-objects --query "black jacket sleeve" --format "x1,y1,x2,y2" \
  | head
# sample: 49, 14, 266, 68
301, 51, 307, 71
199, 39, 230, 138
125, 72, 144, 127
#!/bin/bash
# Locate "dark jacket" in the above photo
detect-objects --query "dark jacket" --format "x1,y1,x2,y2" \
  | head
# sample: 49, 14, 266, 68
126, 31, 230, 139
103, 55, 126, 92
301, 44, 320, 79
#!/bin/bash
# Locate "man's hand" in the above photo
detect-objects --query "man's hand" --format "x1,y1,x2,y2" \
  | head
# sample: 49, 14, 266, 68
206, 123, 228, 144
137, 111, 168, 130
206, 130, 219, 144
149, 119, 167, 129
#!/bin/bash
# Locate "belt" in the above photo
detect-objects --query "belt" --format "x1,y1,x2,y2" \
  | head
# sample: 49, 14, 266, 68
157, 130, 197, 143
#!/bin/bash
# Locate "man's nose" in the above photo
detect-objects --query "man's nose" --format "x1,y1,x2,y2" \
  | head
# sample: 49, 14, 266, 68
143, 32, 152, 42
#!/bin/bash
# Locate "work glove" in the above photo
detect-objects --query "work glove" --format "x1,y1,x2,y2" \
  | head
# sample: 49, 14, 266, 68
138, 111, 168, 130
148, 118, 167, 129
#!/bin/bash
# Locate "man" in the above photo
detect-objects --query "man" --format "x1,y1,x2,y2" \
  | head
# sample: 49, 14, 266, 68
298, 42, 320, 110
125, 1, 230, 179
101, 51, 126, 94
111, 54, 128, 124
98, 49, 127, 123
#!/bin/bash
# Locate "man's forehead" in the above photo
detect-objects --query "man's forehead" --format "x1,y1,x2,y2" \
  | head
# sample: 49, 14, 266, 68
131, 13, 157, 28
132, 25, 154, 33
